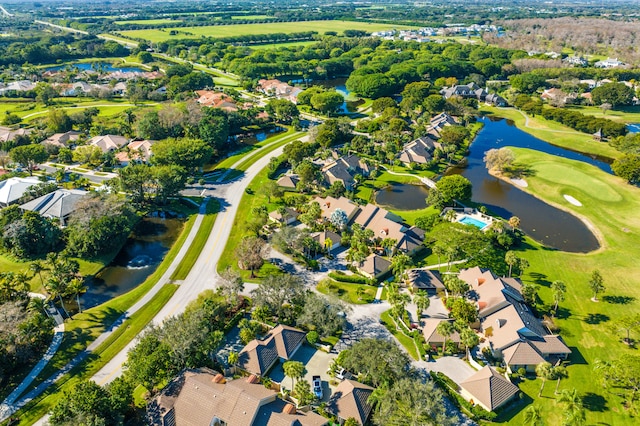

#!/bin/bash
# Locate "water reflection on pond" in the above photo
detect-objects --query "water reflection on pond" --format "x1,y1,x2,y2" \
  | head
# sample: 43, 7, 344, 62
81, 217, 183, 309
375, 183, 429, 210
44, 62, 145, 73
450, 117, 601, 253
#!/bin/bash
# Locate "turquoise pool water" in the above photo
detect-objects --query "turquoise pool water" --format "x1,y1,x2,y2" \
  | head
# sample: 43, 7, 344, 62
458, 215, 488, 229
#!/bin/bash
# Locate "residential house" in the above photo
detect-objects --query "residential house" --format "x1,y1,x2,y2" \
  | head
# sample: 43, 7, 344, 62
440, 83, 506, 106
312, 230, 341, 251
321, 154, 370, 191
426, 112, 456, 138
257, 79, 303, 103
0, 177, 42, 207
541, 88, 576, 105
459, 267, 571, 372
357, 253, 391, 279
459, 366, 519, 412
238, 325, 306, 377
116, 140, 155, 165
268, 207, 298, 225
112, 82, 127, 96
195, 90, 238, 112
563, 55, 587, 67
407, 269, 444, 294
41, 131, 83, 149
312, 196, 360, 224
595, 58, 626, 68
88, 134, 129, 153
147, 368, 328, 426
422, 318, 461, 348
0, 80, 36, 95
397, 136, 442, 166
327, 379, 374, 426
19, 189, 87, 226
277, 174, 300, 189
0, 127, 32, 143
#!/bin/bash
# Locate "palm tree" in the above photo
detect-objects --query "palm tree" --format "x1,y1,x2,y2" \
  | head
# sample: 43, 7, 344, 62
558, 388, 585, 426
505, 251, 519, 278
391, 253, 412, 283
551, 280, 566, 315
355, 286, 366, 301
13, 271, 31, 296
413, 291, 430, 320
432, 245, 445, 272
508, 216, 521, 229
444, 209, 457, 222
436, 321, 455, 354
380, 238, 397, 257
444, 275, 469, 298
28, 296, 47, 315
46, 277, 69, 318
227, 351, 239, 367
30, 260, 48, 290
283, 360, 305, 391
67, 278, 87, 314
554, 365, 569, 394
535, 361, 553, 397
460, 326, 479, 358
523, 405, 544, 426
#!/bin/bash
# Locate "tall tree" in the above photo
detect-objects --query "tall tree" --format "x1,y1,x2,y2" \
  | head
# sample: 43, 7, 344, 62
234, 236, 267, 278
218, 267, 244, 305
283, 360, 305, 391
535, 361, 553, 397
390, 253, 412, 282
589, 270, 605, 301
551, 280, 566, 314
10, 144, 49, 176
341, 339, 410, 387
505, 251, 519, 278
436, 321, 456, 353
67, 277, 87, 314
413, 291, 430, 320
558, 388, 586, 426
523, 405, 544, 426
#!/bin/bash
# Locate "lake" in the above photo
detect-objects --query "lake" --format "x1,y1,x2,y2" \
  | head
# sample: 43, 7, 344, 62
81, 217, 183, 309
45, 62, 145, 73
375, 183, 429, 210
449, 117, 601, 253
627, 123, 640, 133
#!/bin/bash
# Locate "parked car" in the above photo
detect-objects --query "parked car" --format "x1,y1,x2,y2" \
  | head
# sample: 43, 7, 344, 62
335, 368, 352, 380
312, 375, 323, 399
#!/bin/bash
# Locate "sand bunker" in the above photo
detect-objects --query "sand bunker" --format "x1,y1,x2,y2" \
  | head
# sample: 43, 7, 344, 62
510, 178, 528, 188
564, 194, 582, 206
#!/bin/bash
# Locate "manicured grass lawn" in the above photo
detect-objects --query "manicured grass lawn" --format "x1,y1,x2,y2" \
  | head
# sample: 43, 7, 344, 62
170, 199, 219, 280
231, 15, 274, 20
564, 104, 640, 123
380, 309, 419, 360
98, 33, 139, 46
232, 132, 303, 173
494, 147, 640, 425
119, 20, 419, 42
316, 279, 376, 304
479, 105, 621, 160
114, 18, 183, 25
14, 284, 178, 426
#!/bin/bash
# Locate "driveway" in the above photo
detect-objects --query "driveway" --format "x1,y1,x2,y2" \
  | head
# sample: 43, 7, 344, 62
268, 344, 335, 402
415, 356, 476, 385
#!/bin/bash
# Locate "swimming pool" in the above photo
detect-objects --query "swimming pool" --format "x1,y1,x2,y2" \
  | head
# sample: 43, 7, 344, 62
458, 215, 489, 230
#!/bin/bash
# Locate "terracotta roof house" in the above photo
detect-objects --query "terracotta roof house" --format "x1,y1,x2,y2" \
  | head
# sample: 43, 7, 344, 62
0, 177, 42, 207
41, 131, 83, 148
312, 230, 341, 251
88, 134, 128, 153
357, 254, 391, 279
327, 380, 374, 426
19, 189, 87, 226
195, 90, 239, 112
238, 325, 306, 377
277, 174, 300, 189
312, 196, 360, 224
0, 126, 32, 143
147, 368, 328, 426
541, 88, 576, 104
257, 79, 302, 103
397, 136, 442, 165
407, 269, 444, 294
459, 366, 519, 412
422, 318, 461, 347
269, 207, 298, 225
115, 140, 155, 165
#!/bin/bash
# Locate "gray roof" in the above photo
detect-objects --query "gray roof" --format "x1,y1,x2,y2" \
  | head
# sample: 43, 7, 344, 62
0, 177, 42, 206
20, 189, 87, 221
460, 366, 519, 411
238, 325, 306, 376
408, 269, 445, 291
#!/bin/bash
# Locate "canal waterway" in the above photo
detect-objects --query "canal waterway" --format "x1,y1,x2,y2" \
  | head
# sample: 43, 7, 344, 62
81, 217, 183, 309
449, 117, 602, 253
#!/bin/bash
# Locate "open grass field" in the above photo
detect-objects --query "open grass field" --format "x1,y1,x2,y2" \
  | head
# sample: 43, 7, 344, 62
316, 279, 377, 304
479, 105, 621, 160
491, 148, 640, 425
564, 104, 640, 123
0, 99, 160, 122
119, 20, 419, 42
114, 19, 182, 25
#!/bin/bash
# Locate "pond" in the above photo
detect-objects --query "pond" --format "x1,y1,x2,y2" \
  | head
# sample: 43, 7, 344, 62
449, 117, 601, 253
81, 217, 183, 309
313, 77, 363, 114
375, 183, 429, 210
45, 62, 145, 73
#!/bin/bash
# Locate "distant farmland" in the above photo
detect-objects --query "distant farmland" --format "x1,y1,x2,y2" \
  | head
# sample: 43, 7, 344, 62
114, 19, 183, 25
118, 20, 418, 42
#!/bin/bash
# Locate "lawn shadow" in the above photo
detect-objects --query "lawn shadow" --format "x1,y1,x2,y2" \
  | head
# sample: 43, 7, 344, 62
583, 313, 610, 325
554, 306, 572, 320
568, 346, 588, 365
492, 384, 534, 422
602, 295, 635, 305
528, 272, 552, 288
582, 392, 609, 413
